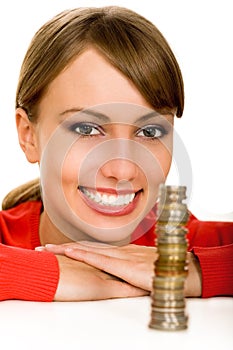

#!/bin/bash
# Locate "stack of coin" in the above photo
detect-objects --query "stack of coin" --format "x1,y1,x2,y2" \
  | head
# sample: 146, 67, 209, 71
149, 184, 189, 331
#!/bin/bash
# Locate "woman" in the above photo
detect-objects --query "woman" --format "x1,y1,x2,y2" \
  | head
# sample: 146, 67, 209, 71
0, 6, 232, 301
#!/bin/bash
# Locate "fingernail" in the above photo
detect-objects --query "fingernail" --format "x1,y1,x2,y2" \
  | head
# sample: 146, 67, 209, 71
45, 244, 56, 248
35, 246, 45, 251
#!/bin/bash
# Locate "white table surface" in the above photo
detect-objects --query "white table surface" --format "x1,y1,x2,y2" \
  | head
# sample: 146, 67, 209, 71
0, 296, 232, 350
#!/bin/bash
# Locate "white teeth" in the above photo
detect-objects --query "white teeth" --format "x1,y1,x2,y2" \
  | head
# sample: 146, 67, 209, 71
81, 188, 135, 206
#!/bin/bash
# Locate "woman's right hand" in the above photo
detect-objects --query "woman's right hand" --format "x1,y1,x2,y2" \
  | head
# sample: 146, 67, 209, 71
54, 255, 149, 301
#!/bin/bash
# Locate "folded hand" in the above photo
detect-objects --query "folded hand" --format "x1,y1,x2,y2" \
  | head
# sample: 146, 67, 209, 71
41, 242, 158, 292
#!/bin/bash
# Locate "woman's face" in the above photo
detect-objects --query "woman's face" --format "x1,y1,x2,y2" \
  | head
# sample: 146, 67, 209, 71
33, 48, 174, 243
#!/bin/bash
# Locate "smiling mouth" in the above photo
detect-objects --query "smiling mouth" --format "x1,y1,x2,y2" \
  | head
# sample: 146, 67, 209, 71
78, 186, 142, 216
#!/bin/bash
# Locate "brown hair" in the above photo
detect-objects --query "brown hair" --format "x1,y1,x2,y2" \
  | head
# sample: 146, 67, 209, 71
2, 178, 41, 210
3, 6, 184, 210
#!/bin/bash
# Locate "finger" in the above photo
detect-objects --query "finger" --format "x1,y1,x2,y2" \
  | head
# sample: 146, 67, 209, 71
65, 243, 128, 259
43, 244, 68, 254
64, 243, 157, 262
43, 242, 91, 254
65, 248, 135, 282
35, 246, 46, 251
76, 242, 157, 257
78, 241, 115, 248
65, 247, 126, 271
43, 242, 121, 257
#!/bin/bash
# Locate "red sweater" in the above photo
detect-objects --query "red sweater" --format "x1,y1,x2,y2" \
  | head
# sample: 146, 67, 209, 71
0, 201, 232, 301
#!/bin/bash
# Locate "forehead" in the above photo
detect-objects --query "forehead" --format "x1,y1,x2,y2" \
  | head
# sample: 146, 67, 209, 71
38, 48, 175, 126
38, 48, 154, 117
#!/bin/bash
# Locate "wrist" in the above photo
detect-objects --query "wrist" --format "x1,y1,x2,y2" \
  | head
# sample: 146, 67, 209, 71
185, 252, 202, 297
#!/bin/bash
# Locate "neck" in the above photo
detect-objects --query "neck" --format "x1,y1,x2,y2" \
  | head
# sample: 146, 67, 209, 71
39, 210, 131, 246
39, 211, 74, 245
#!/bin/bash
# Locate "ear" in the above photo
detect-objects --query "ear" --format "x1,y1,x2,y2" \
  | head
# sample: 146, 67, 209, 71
16, 108, 40, 163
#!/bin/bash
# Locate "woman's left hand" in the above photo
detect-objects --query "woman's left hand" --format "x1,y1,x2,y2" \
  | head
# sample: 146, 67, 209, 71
37, 242, 158, 291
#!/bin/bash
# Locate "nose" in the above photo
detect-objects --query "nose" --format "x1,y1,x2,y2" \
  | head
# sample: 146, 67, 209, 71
100, 158, 139, 182
99, 137, 140, 182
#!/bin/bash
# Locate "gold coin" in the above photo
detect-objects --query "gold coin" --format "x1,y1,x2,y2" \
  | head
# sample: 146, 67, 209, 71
153, 276, 185, 289
155, 270, 188, 277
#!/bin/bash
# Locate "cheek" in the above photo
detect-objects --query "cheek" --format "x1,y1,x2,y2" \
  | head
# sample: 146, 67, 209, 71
35, 120, 59, 157
157, 134, 173, 175
61, 146, 85, 184
145, 140, 173, 182
143, 143, 172, 209
157, 146, 173, 177
61, 142, 101, 186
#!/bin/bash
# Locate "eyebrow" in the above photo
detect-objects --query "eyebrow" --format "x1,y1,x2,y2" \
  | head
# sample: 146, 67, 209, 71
59, 108, 111, 122
59, 107, 173, 123
134, 111, 173, 123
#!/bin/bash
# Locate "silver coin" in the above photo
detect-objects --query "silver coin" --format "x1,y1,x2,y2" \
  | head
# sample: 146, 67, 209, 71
152, 299, 186, 308
151, 306, 186, 313
149, 319, 188, 331
151, 291, 184, 301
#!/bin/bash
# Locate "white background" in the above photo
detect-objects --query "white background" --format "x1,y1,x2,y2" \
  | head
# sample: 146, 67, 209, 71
0, 297, 232, 350
0, 0, 232, 221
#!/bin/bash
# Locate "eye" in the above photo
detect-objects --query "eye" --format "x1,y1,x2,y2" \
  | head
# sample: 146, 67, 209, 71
69, 122, 102, 136
136, 125, 167, 139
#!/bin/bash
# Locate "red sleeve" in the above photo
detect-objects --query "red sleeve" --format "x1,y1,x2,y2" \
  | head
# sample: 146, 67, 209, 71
0, 244, 59, 301
187, 214, 233, 248
187, 215, 233, 297
191, 244, 233, 298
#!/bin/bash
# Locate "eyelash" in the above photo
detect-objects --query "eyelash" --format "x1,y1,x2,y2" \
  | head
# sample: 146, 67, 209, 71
136, 125, 168, 139
69, 122, 103, 136
68, 122, 168, 139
